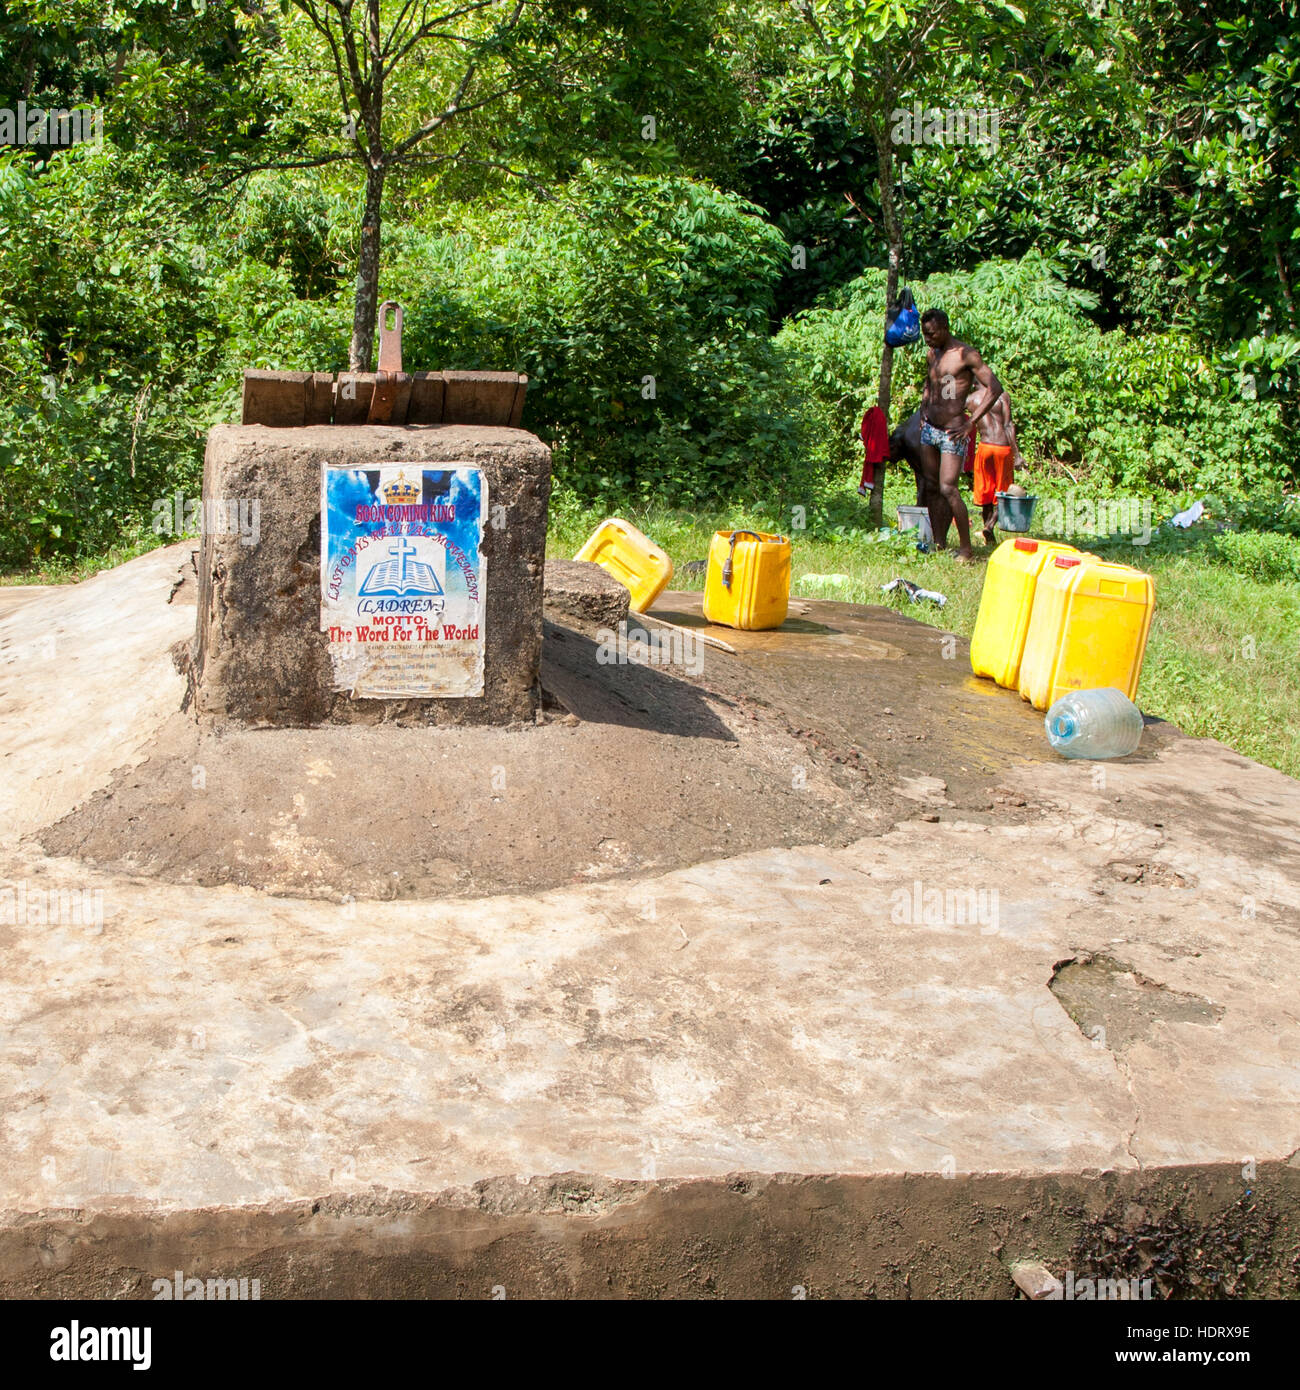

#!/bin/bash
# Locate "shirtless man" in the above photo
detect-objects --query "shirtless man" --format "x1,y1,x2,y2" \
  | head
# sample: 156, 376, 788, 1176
917, 308, 1004, 560
967, 382, 1023, 544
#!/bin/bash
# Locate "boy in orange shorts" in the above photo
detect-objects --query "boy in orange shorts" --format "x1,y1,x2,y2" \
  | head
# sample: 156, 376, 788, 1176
968, 383, 1022, 545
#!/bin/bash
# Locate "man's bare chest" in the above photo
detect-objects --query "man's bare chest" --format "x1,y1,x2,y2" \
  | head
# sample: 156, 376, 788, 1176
927, 349, 972, 399
928, 347, 973, 386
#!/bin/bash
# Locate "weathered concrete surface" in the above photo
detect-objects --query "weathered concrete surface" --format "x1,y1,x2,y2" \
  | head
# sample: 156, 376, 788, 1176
542, 558, 630, 631
0, 584, 57, 615
191, 424, 551, 727
2, 550, 1299, 1297
0, 550, 192, 844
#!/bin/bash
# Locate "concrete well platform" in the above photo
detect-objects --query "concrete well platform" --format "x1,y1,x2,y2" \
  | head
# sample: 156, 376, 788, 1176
0, 548, 1297, 1298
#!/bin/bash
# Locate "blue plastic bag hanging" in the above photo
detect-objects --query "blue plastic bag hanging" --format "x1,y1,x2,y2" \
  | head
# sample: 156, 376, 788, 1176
884, 286, 920, 347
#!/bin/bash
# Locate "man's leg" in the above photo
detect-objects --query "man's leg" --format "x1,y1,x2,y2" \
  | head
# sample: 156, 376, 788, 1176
919, 443, 948, 548
939, 449, 974, 559
981, 502, 997, 544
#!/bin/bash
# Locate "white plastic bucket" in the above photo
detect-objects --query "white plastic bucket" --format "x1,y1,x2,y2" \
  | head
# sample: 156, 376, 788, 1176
896, 505, 933, 544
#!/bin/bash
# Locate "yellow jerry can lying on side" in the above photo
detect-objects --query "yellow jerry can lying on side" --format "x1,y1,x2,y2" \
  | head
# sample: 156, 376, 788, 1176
970, 537, 1082, 689
703, 529, 791, 631
574, 517, 674, 613
1018, 553, 1156, 710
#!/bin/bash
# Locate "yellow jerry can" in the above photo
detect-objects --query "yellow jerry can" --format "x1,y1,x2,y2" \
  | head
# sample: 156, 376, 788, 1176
1018, 554, 1156, 710
970, 537, 1082, 688
703, 529, 791, 631
573, 517, 673, 613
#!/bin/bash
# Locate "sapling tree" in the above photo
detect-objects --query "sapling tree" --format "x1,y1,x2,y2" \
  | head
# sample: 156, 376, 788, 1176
795, 0, 1029, 456
254, 0, 725, 370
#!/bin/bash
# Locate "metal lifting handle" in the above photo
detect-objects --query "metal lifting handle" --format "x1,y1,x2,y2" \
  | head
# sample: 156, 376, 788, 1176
377, 301, 403, 374
367, 301, 406, 423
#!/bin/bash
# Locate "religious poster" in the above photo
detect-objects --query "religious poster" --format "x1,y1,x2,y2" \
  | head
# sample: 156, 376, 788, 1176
320, 464, 486, 698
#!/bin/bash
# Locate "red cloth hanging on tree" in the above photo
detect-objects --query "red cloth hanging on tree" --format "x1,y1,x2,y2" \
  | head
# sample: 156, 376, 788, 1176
859, 406, 890, 492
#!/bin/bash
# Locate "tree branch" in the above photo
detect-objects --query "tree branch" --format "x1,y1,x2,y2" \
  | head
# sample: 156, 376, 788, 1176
381, 0, 504, 72
295, 0, 366, 154
385, 65, 534, 163
206, 149, 355, 192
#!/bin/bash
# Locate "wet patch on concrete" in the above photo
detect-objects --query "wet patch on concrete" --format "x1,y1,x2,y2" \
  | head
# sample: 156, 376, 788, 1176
1050, 953, 1225, 1052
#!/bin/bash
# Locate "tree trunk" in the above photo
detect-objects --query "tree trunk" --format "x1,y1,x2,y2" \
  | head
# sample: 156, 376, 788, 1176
1276, 243, 1297, 331
349, 161, 386, 371
876, 137, 903, 413
868, 137, 903, 528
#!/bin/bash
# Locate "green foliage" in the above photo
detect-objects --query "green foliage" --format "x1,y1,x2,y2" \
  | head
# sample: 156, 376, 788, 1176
777, 253, 1291, 495
235, 176, 344, 301
0, 145, 371, 565
0, 143, 225, 565
1161, 5, 1300, 353
1207, 527, 1300, 583
394, 169, 806, 502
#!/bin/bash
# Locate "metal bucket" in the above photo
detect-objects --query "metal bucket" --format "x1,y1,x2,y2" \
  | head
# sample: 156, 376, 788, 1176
896, 505, 933, 544
996, 493, 1037, 532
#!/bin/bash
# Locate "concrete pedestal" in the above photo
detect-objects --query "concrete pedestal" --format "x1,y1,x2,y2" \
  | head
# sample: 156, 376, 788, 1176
190, 424, 551, 727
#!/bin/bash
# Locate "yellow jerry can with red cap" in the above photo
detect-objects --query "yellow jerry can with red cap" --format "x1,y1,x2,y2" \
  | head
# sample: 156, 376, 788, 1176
574, 517, 674, 613
703, 529, 791, 630
970, 537, 1083, 689
1018, 554, 1156, 710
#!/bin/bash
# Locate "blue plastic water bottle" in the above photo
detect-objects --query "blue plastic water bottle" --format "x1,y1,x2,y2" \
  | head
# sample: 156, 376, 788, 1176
1045, 688, 1143, 759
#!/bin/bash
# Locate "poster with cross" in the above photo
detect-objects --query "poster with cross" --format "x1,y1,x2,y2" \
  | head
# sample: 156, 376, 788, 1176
319, 463, 486, 698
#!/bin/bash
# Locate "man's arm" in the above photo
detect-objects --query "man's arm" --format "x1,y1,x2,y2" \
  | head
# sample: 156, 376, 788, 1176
952, 349, 1003, 437
997, 392, 1024, 463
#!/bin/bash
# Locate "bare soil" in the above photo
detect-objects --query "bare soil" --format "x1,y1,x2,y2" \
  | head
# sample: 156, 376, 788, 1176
36, 592, 1180, 901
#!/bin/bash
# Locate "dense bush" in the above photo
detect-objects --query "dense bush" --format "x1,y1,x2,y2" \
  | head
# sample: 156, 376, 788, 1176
776, 254, 1291, 497
0, 145, 225, 566
1208, 528, 1300, 583
0, 159, 365, 567
1, 148, 1293, 573
393, 168, 805, 502
0, 157, 811, 564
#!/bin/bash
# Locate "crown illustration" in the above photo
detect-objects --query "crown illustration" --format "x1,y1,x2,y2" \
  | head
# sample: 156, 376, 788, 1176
382, 471, 420, 505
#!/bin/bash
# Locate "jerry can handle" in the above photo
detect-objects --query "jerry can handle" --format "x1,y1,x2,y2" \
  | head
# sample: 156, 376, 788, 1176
721, 529, 764, 590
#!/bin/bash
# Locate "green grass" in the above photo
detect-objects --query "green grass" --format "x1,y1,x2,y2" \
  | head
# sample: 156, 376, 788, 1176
549, 475, 1300, 780
0, 527, 160, 585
